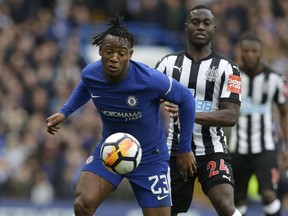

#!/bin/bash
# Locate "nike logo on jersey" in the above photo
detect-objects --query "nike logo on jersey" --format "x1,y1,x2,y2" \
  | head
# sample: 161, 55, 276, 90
222, 175, 231, 181
157, 194, 169, 200
91, 94, 101, 98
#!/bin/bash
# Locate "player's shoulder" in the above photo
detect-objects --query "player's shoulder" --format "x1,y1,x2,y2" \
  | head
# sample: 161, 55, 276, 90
130, 60, 150, 70
212, 50, 240, 75
155, 50, 185, 67
212, 50, 238, 67
131, 60, 169, 82
161, 50, 185, 59
263, 65, 281, 75
82, 60, 101, 75
263, 65, 285, 80
130, 60, 158, 77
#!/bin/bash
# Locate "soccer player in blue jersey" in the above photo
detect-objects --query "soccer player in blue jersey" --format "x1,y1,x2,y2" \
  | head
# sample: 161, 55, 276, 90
46, 14, 196, 216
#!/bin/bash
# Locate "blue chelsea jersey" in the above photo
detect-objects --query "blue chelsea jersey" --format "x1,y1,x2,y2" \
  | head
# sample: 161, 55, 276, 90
60, 60, 195, 163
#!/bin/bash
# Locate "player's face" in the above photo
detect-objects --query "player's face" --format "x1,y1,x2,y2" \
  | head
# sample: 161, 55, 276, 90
99, 35, 133, 83
185, 9, 216, 48
240, 40, 262, 71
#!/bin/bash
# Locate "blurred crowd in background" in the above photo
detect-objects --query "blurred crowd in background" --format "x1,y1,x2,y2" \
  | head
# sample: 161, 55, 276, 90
0, 0, 288, 207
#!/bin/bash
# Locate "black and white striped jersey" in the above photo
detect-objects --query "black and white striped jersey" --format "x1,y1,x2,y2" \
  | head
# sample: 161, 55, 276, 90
229, 66, 287, 154
155, 50, 241, 156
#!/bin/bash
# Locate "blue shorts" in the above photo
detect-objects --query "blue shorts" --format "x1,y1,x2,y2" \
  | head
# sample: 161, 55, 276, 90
82, 146, 172, 208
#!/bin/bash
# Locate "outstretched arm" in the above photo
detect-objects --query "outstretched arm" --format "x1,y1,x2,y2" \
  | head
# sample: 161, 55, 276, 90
46, 113, 65, 135
46, 81, 91, 135
59, 81, 91, 117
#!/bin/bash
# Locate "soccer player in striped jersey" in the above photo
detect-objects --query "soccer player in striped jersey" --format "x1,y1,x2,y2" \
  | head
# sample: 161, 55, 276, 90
155, 5, 242, 216
46, 14, 197, 216
229, 34, 288, 216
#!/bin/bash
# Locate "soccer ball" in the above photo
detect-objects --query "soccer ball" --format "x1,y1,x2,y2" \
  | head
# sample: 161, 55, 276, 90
100, 132, 142, 174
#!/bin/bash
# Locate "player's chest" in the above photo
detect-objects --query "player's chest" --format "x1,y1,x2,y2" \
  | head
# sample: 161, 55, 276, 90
89, 86, 155, 111
241, 74, 276, 99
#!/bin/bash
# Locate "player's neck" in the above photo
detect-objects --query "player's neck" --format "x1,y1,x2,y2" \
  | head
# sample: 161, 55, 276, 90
243, 64, 263, 77
186, 44, 212, 61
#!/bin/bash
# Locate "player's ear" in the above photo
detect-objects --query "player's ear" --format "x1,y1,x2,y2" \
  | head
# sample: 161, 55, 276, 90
129, 49, 134, 58
99, 45, 102, 56
184, 22, 188, 32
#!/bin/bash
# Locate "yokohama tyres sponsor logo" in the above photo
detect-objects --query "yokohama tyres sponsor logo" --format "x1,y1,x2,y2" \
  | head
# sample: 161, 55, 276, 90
101, 110, 142, 121
227, 75, 241, 94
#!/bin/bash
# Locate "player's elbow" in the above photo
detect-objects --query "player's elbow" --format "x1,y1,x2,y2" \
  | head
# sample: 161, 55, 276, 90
226, 119, 237, 127
222, 104, 240, 127
225, 113, 239, 127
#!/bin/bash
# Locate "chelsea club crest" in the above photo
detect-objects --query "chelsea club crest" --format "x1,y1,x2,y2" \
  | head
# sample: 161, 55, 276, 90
126, 96, 138, 107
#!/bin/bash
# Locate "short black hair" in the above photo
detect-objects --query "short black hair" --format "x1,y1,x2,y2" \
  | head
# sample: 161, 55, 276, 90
240, 33, 262, 46
92, 13, 135, 47
190, 4, 212, 12
187, 5, 214, 20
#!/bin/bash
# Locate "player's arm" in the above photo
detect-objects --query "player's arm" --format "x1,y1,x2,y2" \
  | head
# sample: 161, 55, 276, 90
276, 102, 288, 178
196, 62, 241, 126
273, 76, 288, 172
164, 100, 240, 127
276, 102, 288, 172
161, 77, 195, 152
160, 102, 170, 135
160, 77, 197, 180
195, 101, 240, 127
278, 103, 288, 146
157, 58, 173, 131
46, 81, 91, 135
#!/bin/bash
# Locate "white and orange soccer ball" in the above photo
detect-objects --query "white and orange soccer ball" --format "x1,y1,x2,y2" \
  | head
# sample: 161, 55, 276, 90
100, 132, 142, 174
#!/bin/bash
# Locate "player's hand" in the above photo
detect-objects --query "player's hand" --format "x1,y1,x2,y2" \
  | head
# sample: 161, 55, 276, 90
46, 113, 65, 135
164, 102, 179, 124
160, 99, 165, 104
176, 151, 197, 182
